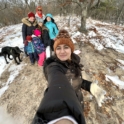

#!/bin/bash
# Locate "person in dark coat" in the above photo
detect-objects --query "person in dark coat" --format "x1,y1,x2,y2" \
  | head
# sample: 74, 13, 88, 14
32, 30, 105, 124
37, 18, 52, 58
22, 12, 37, 56
37, 18, 51, 48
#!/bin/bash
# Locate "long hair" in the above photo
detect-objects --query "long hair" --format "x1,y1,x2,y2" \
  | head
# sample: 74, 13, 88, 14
55, 53, 83, 77
70, 53, 83, 77
43, 18, 58, 30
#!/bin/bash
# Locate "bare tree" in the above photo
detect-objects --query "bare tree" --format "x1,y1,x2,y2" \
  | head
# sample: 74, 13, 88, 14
55, 0, 101, 32
115, 2, 124, 24
0, 3, 7, 11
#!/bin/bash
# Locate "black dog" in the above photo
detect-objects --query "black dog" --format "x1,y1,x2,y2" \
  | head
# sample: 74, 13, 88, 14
0, 46, 23, 64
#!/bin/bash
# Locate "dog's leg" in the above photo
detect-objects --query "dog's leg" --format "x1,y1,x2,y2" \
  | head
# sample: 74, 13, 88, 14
8, 54, 13, 60
4, 54, 9, 64
18, 55, 22, 62
13, 55, 20, 65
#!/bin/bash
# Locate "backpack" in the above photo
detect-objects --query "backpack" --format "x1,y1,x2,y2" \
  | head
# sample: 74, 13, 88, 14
32, 37, 45, 54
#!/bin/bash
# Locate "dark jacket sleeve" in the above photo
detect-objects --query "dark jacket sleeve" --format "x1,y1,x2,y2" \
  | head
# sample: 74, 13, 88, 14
32, 63, 86, 124
42, 29, 51, 47
81, 79, 92, 92
22, 24, 27, 42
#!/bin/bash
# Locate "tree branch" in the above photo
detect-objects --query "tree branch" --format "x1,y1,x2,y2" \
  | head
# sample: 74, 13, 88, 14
0, 3, 7, 11
71, 0, 81, 8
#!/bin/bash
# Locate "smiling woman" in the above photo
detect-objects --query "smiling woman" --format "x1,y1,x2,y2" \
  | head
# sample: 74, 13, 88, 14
55, 44, 72, 61
53, 30, 74, 61
32, 29, 105, 124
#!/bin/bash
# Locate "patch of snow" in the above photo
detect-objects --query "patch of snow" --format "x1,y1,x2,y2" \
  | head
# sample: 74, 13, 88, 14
74, 50, 81, 55
106, 75, 124, 89
0, 64, 24, 97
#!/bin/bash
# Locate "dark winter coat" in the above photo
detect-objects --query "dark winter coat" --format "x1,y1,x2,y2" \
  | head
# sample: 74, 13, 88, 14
37, 26, 51, 47
32, 53, 92, 124
22, 17, 37, 42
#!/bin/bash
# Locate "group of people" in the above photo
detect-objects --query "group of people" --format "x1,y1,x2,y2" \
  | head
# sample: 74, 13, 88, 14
22, 6, 105, 124
22, 6, 59, 66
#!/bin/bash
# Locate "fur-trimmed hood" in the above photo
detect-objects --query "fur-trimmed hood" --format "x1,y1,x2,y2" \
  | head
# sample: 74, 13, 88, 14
21, 17, 37, 27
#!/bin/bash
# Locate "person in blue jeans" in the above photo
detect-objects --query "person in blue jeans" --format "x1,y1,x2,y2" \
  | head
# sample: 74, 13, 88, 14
25, 36, 38, 65
44, 13, 59, 51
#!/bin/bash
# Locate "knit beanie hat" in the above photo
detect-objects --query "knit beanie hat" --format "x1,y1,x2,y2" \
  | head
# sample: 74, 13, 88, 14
28, 12, 35, 18
54, 29, 74, 52
33, 29, 41, 36
26, 36, 32, 41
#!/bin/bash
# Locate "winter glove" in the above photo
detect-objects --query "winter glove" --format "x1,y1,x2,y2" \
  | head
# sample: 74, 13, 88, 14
90, 82, 106, 107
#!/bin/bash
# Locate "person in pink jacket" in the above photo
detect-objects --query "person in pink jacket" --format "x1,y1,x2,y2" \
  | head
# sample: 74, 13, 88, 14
32, 29, 46, 66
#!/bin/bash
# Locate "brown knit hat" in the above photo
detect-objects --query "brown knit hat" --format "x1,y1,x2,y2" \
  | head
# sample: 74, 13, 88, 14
54, 29, 74, 52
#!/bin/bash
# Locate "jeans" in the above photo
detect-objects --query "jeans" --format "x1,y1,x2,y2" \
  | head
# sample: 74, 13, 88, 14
29, 52, 39, 64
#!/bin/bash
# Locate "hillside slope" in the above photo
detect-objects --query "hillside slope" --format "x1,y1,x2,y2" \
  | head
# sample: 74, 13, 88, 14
0, 16, 124, 124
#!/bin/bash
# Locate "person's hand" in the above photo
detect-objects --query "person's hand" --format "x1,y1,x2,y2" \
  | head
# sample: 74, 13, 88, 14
90, 81, 106, 107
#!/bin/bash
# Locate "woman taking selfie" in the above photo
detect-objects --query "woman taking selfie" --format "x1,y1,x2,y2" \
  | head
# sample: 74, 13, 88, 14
32, 29, 105, 124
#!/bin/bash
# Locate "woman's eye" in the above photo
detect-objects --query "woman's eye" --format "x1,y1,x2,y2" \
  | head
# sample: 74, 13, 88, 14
64, 46, 69, 49
56, 47, 61, 50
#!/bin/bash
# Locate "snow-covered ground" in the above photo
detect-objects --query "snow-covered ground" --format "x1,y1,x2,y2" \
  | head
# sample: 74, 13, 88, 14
0, 24, 25, 97
0, 16, 124, 124
0, 16, 124, 98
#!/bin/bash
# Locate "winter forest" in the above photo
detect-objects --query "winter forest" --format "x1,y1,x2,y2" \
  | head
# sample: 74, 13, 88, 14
0, 0, 124, 124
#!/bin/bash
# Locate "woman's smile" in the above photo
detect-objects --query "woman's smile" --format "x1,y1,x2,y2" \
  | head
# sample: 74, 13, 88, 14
55, 44, 71, 61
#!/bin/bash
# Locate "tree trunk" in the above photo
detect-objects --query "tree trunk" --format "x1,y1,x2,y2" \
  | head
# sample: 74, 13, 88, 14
115, 2, 124, 25
67, 16, 71, 27
79, 8, 87, 33
96, 0, 101, 8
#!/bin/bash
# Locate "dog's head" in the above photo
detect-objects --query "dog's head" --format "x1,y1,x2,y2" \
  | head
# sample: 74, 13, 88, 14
14, 47, 23, 54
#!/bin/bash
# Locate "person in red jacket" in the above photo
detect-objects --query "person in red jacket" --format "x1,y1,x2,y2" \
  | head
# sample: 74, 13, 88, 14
32, 29, 105, 124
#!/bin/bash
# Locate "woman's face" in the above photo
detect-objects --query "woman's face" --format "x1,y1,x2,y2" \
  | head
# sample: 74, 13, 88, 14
55, 44, 71, 61
46, 17, 51, 21
37, 9, 42, 14
38, 22, 43, 27
29, 17, 35, 22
